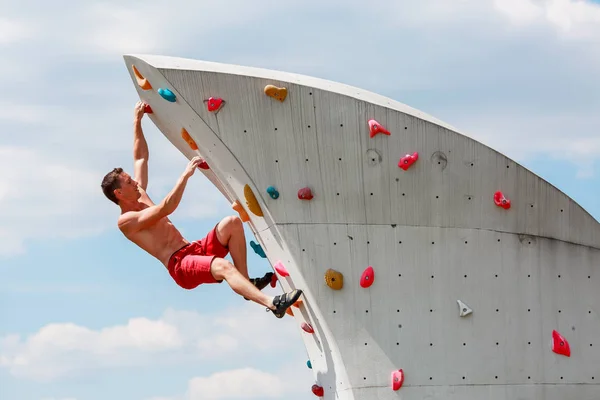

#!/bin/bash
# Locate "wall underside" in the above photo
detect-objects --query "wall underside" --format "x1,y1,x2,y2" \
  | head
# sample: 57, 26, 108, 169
123, 54, 600, 399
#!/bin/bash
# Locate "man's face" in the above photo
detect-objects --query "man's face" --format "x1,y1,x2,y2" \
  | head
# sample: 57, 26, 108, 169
115, 172, 141, 201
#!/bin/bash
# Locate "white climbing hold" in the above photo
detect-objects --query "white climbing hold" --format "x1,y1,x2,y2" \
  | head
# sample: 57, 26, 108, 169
457, 300, 472, 317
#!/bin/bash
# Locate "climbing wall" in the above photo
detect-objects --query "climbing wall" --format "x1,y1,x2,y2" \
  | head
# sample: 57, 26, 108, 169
123, 54, 600, 400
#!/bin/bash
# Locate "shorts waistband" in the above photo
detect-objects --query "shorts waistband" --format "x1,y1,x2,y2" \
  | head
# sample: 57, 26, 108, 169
168, 242, 192, 264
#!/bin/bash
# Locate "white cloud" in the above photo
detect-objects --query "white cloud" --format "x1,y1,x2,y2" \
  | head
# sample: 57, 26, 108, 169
0, 304, 300, 382
187, 368, 286, 400
0, 17, 34, 45
493, 0, 542, 24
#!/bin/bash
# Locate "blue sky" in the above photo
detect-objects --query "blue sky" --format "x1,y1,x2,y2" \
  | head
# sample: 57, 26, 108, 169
1, 0, 599, 399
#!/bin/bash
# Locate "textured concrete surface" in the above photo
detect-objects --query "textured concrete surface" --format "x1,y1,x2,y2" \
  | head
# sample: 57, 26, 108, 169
124, 54, 600, 399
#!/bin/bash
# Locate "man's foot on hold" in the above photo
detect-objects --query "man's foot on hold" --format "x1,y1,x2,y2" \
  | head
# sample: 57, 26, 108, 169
244, 272, 274, 301
267, 289, 303, 318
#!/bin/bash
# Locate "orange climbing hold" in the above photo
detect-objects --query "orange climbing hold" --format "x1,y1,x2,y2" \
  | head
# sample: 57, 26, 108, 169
398, 152, 418, 170
552, 330, 571, 357
368, 119, 391, 138
181, 128, 198, 151
274, 261, 289, 277
360, 266, 375, 288
324, 269, 343, 290
243, 184, 263, 217
264, 84, 288, 102
302, 322, 314, 333
232, 200, 250, 222
132, 65, 152, 90
494, 191, 511, 209
391, 369, 404, 391
311, 384, 324, 397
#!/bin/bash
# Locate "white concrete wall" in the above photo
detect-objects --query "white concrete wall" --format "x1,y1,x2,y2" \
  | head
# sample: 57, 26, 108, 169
123, 54, 600, 399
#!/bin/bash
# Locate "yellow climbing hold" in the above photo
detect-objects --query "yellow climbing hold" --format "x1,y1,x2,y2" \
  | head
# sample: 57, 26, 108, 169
264, 85, 288, 102
244, 184, 263, 217
232, 200, 250, 222
324, 269, 343, 290
181, 128, 198, 151
132, 65, 152, 90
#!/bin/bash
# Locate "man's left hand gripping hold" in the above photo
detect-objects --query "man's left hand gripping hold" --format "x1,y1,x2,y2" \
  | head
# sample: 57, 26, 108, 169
100, 100, 302, 318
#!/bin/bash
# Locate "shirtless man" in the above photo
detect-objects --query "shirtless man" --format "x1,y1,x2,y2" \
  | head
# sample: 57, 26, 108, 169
100, 101, 302, 318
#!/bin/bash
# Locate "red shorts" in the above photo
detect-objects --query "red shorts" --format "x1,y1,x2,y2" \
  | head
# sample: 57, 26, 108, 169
167, 224, 229, 290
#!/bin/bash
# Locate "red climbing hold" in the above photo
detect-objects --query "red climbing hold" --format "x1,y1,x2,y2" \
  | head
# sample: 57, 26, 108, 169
144, 104, 153, 114
198, 159, 209, 170
274, 261, 289, 277
360, 266, 375, 288
298, 187, 314, 200
552, 330, 571, 357
301, 322, 314, 334
311, 384, 324, 397
494, 191, 511, 209
368, 119, 391, 138
398, 152, 418, 170
391, 369, 404, 391
205, 97, 224, 113
270, 273, 278, 288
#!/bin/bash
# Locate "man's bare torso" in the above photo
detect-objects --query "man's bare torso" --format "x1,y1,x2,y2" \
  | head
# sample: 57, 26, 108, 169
119, 189, 189, 267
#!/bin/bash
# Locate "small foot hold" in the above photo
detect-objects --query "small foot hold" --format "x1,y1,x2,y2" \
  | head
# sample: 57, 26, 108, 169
311, 384, 324, 397
158, 88, 176, 102
250, 240, 267, 258
552, 330, 571, 357
494, 191, 511, 209
307, 360, 312, 369
266, 186, 279, 199
180, 128, 198, 151
198, 159, 209, 170
144, 104, 153, 114
398, 152, 418, 170
391, 369, 404, 391
457, 300, 473, 317
270, 273, 278, 288
274, 261, 289, 277
360, 266, 375, 288
324, 269, 343, 290
301, 322, 314, 333
204, 97, 225, 113
298, 187, 313, 200
232, 200, 250, 222
264, 84, 288, 102
268, 289, 303, 318
368, 119, 391, 138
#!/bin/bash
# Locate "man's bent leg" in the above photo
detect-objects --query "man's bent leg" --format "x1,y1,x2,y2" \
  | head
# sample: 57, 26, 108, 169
211, 257, 275, 309
214, 216, 249, 280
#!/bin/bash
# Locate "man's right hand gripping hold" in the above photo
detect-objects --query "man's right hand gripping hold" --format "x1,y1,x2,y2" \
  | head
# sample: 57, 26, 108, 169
100, 100, 302, 318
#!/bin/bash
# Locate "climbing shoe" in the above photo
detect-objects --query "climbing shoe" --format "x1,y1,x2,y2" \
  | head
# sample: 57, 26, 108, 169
244, 272, 274, 301
268, 289, 303, 318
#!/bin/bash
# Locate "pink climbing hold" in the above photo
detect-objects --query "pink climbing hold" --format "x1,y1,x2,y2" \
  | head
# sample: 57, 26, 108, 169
391, 369, 404, 391
398, 152, 418, 170
368, 119, 391, 138
494, 191, 511, 209
298, 187, 314, 200
301, 322, 314, 334
274, 261, 289, 277
205, 97, 224, 113
311, 384, 324, 397
360, 266, 375, 288
552, 330, 571, 357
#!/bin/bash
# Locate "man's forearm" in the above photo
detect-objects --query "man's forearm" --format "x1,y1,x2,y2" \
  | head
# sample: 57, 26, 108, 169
160, 174, 190, 215
133, 118, 149, 160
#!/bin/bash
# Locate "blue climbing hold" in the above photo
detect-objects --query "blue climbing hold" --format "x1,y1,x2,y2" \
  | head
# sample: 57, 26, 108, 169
307, 360, 312, 369
158, 88, 176, 102
250, 241, 266, 258
266, 186, 279, 199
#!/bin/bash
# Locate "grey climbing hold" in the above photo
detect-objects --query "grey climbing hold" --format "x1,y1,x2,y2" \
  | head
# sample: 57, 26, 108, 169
457, 300, 473, 317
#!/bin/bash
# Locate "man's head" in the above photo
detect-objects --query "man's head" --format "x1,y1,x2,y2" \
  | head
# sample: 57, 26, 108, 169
101, 168, 141, 205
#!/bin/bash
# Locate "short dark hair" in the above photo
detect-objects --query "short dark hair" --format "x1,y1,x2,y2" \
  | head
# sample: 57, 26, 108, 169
101, 167, 124, 205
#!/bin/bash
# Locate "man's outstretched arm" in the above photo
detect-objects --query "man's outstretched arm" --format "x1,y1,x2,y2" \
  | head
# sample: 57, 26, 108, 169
119, 156, 203, 233
133, 101, 149, 191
